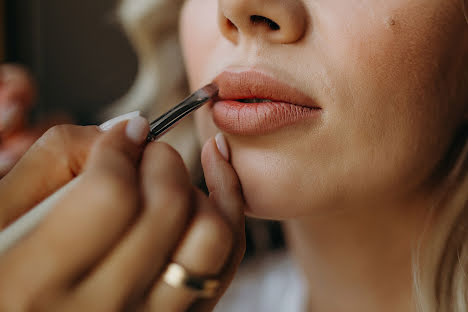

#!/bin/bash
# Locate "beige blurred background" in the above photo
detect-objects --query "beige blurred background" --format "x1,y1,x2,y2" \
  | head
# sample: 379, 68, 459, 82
2, 0, 138, 123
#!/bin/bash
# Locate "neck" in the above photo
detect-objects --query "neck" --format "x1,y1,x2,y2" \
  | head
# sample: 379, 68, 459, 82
284, 197, 433, 312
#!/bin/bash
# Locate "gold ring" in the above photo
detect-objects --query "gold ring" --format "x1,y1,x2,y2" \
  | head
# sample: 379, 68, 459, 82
162, 263, 220, 298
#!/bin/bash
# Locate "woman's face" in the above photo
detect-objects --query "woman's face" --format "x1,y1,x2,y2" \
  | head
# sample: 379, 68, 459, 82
180, 0, 468, 219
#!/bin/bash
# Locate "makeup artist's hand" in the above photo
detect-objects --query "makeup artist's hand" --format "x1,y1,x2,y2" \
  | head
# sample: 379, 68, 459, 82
0, 118, 246, 311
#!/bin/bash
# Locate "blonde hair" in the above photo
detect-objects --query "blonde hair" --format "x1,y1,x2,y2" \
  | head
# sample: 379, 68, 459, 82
413, 125, 468, 312
111, 0, 468, 311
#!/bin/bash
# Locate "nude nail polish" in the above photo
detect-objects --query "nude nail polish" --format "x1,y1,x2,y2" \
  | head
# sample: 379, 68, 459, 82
99, 111, 141, 131
215, 133, 230, 161
126, 116, 149, 144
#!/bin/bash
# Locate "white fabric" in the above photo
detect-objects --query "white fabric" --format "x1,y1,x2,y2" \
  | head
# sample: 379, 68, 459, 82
215, 251, 306, 312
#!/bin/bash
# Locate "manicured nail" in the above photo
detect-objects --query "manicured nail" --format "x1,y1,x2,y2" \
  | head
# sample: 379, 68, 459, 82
99, 111, 141, 131
215, 133, 230, 161
126, 116, 149, 144
0, 103, 21, 132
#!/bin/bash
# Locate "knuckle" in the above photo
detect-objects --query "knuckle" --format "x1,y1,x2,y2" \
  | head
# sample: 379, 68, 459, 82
37, 125, 100, 164
148, 184, 192, 220
41, 124, 99, 146
194, 212, 234, 252
35, 125, 77, 168
152, 142, 181, 159
143, 142, 187, 171
39, 124, 71, 147
42, 124, 80, 142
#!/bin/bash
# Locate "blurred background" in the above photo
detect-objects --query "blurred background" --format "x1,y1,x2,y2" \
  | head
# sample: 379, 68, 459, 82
2, 0, 137, 123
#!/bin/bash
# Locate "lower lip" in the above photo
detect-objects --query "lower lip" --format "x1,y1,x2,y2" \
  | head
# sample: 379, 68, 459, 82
212, 100, 321, 135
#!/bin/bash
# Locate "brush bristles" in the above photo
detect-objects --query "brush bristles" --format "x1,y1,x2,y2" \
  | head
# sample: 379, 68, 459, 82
197, 83, 219, 99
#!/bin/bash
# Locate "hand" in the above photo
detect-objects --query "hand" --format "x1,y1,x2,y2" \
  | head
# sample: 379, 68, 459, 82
0, 118, 246, 311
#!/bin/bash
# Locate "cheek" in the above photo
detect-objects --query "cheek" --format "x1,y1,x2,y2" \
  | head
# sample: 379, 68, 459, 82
180, 0, 219, 88
313, 0, 467, 204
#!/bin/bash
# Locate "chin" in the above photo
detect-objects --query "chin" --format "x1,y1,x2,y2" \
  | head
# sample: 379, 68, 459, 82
234, 174, 308, 221
241, 193, 312, 221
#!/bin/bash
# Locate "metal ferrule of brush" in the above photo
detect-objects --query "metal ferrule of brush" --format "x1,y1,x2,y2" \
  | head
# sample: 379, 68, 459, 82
146, 83, 219, 142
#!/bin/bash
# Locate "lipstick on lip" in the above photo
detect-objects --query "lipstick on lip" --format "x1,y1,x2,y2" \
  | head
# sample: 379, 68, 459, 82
211, 70, 321, 136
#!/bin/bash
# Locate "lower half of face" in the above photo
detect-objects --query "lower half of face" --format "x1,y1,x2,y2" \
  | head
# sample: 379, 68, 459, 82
180, 0, 468, 219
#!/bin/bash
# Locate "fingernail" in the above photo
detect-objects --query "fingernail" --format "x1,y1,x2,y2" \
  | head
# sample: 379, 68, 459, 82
126, 116, 149, 144
99, 111, 141, 131
215, 133, 230, 162
0, 103, 21, 132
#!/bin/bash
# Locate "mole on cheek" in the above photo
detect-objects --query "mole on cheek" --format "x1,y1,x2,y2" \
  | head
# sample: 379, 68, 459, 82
386, 17, 396, 27
385, 17, 401, 33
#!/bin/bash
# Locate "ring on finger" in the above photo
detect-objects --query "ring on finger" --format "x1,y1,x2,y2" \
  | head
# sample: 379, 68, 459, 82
162, 262, 220, 298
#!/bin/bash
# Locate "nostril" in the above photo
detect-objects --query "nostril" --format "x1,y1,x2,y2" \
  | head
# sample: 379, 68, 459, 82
225, 18, 238, 31
250, 15, 280, 31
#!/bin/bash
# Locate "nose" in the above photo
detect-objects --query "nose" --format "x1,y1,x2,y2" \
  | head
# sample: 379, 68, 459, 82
218, 0, 308, 45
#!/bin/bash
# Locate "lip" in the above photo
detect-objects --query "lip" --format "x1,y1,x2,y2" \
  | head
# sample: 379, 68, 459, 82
211, 70, 321, 135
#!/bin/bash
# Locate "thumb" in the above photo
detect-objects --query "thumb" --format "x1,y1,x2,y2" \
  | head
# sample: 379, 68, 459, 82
83, 115, 149, 180
201, 133, 245, 231
196, 134, 246, 312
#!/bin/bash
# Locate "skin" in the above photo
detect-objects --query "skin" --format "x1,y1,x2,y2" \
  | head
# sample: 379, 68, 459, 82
0, 0, 466, 311
0, 122, 245, 310
180, 0, 468, 311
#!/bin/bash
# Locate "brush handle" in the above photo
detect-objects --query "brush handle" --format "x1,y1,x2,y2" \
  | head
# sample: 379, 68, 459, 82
147, 83, 218, 141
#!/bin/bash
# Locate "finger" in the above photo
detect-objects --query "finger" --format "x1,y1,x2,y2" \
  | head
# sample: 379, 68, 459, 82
0, 125, 100, 228
201, 133, 245, 231
64, 141, 194, 311
0, 118, 149, 299
192, 133, 247, 312
145, 190, 233, 312
0, 65, 36, 133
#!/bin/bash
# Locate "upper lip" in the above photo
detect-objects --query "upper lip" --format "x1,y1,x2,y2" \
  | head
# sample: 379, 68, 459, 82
212, 70, 320, 109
